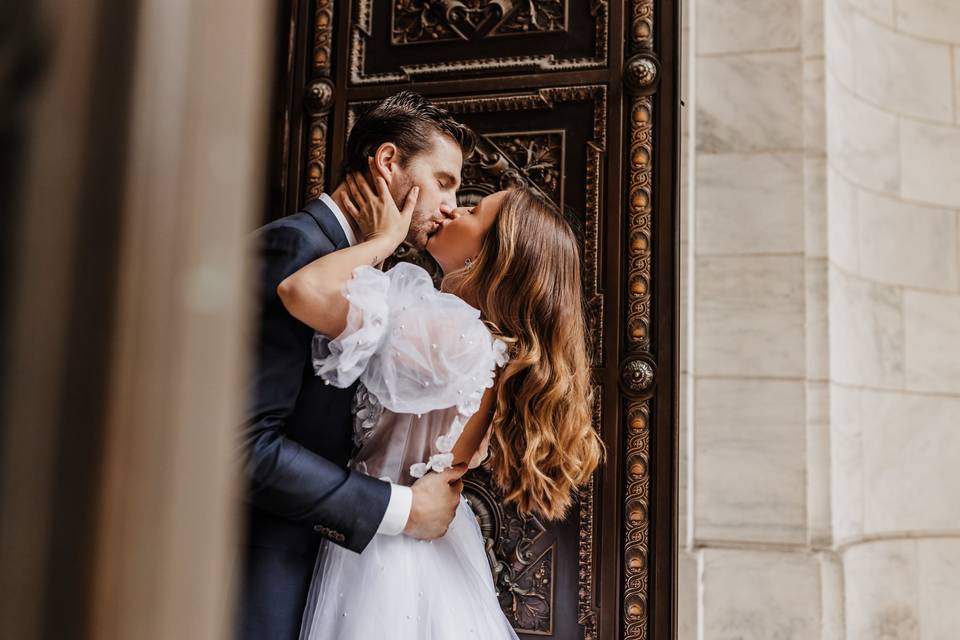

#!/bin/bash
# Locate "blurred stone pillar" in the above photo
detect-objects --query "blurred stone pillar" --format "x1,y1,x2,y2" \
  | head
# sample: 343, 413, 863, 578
0, 1, 273, 639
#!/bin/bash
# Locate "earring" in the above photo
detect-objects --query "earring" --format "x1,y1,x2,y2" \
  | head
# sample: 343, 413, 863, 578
464, 257, 473, 267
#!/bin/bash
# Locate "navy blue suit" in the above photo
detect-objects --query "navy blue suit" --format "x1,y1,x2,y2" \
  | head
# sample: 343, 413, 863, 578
238, 198, 391, 640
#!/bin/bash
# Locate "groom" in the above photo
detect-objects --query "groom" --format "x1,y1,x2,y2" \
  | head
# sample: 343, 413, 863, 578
239, 92, 476, 639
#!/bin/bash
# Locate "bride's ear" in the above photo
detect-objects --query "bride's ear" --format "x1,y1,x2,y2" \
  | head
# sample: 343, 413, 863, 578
372, 143, 400, 184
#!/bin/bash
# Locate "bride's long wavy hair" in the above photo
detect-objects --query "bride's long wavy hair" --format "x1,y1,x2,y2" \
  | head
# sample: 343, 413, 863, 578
442, 188, 605, 520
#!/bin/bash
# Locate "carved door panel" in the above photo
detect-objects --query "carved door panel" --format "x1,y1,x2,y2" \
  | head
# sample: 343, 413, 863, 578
265, 1, 680, 638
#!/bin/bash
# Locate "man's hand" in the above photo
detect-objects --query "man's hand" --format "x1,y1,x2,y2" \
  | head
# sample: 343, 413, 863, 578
340, 160, 418, 248
403, 463, 468, 540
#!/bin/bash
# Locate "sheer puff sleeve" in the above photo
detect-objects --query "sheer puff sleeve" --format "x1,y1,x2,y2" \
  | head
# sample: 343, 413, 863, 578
312, 262, 508, 423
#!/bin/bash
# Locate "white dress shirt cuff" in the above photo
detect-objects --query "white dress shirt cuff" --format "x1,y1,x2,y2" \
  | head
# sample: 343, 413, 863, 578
376, 483, 413, 536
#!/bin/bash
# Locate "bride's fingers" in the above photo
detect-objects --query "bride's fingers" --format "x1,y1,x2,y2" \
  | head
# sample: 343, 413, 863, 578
345, 173, 363, 206
339, 188, 361, 219
368, 156, 389, 193
374, 176, 398, 209
400, 185, 419, 219
355, 168, 378, 205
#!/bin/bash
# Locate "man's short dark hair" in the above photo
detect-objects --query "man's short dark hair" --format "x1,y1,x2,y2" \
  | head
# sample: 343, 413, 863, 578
342, 91, 476, 177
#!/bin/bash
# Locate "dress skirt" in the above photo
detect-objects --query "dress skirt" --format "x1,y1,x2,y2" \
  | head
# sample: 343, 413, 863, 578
300, 497, 519, 640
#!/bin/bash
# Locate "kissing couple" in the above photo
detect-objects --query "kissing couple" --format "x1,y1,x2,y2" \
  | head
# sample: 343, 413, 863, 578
239, 91, 604, 639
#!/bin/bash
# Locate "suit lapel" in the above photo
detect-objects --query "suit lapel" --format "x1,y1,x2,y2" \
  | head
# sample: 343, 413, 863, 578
302, 197, 349, 250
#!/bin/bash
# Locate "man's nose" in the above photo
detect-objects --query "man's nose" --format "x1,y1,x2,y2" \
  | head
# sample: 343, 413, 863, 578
439, 203, 460, 220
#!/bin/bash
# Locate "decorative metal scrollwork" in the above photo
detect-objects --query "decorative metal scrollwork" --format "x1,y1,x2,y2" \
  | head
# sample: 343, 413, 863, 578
623, 1, 655, 637
463, 467, 556, 634
458, 131, 564, 207
304, 0, 335, 200
352, 0, 607, 84
620, 356, 655, 395
623, 54, 659, 95
392, 0, 567, 45
304, 78, 335, 114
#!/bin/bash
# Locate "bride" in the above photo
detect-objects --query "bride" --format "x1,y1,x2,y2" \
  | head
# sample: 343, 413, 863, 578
277, 170, 604, 638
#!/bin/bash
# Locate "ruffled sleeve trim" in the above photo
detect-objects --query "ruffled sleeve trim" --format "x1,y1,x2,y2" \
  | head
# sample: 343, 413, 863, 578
308, 262, 510, 479
311, 265, 390, 387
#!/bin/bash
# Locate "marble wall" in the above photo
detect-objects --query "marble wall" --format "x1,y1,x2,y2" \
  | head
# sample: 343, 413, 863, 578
825, 0, 960, 637
682, 0, 821, 636
680, 0, 960, 637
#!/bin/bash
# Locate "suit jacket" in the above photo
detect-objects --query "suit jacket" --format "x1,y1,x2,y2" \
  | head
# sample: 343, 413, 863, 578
238, 198, 391, 640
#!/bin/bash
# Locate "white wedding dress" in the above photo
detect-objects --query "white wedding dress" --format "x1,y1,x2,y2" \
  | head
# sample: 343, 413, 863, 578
300, 262, 519, 640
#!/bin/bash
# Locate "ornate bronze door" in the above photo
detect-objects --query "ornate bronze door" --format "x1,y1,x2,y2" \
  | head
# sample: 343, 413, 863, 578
264, 1, 680, 637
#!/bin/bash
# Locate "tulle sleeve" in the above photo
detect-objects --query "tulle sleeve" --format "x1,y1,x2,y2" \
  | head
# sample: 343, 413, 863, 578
312, 262, 508, 419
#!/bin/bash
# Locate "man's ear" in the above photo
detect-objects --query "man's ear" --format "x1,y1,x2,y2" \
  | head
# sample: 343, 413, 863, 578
372, 143, 400, 183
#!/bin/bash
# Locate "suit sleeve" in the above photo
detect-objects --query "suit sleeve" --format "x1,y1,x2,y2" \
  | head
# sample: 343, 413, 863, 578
241, 222, 390, 553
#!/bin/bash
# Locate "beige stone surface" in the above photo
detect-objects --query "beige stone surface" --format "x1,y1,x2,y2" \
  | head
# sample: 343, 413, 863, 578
701, 548, 821, 639
853, 13, 954, 123
844, 539, 921, 640
695, 0, 802, 54
693, 377, 807, 544
857, 191, 958, 291
697, 52, 803, 153
694, 255, 806, 378
828, 267, 904, 389
895, 0, 960, 44
901, 119, 960, 208
860, 389, 960, 533
827, 169, 859, 271
830, 382, 864, 541
904, 290, 960, 394
695, 153, 804, 255
827, 76, 900, 194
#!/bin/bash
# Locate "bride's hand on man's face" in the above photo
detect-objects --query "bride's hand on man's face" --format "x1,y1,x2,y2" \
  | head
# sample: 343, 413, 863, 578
340, 159, 419, 250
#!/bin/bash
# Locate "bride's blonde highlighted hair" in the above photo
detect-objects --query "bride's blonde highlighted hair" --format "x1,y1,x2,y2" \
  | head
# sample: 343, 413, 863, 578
443, 188, 604, 520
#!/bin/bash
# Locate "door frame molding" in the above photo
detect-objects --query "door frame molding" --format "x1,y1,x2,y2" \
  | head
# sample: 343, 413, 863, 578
264, 2, 681, 637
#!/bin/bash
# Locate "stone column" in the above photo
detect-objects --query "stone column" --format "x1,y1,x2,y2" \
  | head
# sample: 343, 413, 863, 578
685, 0, 825, 636
825, 0, 960, 637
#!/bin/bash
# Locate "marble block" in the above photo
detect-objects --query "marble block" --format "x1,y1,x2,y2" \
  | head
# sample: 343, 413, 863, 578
828, 266, 904, 389
806, 258, 830, 380
697, 52, 803, 154
826, 75, 900, 194
805, 157, 828, 258
820, 552, 845, 640
861, 388, 960, 533
805, 57, 827, 155
803, 0, 824, 55
827, 169, 859, 272
830, 382, 864, 541
696, 0, 801, 54
693, 377, 807, 544
904, 290, 960, 394
857, 191, 958, 292
844, 539, 920, 640
701, 548, 820, 640
917, 538, 960, 639
677, 550, 699, 640
901, 119, 960, 208
848, 0, 894, 24
825, 0, 855, 87
695, 153, 804, 255
955, 48, 960, 125
854, 13, 953, 124
694, 255, 805, 378
895, 0, 960, 44
806, 380, 833, 545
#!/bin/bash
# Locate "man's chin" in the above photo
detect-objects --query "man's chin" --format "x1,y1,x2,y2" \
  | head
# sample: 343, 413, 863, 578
408, 234, 430, 252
